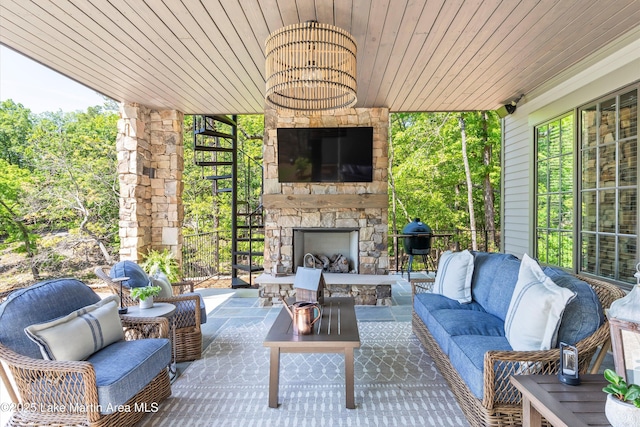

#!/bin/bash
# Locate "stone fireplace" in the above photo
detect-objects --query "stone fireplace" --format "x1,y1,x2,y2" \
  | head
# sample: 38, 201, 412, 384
262, 107, 389, 275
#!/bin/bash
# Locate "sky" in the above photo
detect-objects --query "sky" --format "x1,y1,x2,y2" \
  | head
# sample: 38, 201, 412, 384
0, 45, 109, 114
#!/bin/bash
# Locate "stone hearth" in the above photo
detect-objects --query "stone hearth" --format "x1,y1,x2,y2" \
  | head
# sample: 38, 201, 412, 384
255, 273, 394, 306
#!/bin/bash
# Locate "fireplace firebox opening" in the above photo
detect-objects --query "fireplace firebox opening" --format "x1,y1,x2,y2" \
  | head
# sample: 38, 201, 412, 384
293, 228, 359, 273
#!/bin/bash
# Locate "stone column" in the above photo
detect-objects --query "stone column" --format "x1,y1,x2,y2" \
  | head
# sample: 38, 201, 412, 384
116, 103, 184, 263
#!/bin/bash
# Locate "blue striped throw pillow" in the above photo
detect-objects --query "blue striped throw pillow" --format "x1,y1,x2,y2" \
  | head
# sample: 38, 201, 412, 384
504, 254, 576, 351
432, 250, 474, 303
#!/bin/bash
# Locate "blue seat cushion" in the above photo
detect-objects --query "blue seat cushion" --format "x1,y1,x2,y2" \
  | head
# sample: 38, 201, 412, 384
0, 279, 101, 359
110, 261, 151, 289
543, 267, 604, 345
173, 292, 207, 325
88, 338, 171, 414
431, 309, 505, 338
188, 292, 207, 324
415, 292, 486, 313
471, 253, 521, 321
414, 293, 485, 354
448, 335, 513, 399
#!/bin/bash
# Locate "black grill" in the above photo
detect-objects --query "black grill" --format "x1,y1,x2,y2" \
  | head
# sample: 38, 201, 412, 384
402, 218, 433, 279
402, 218, 432, 254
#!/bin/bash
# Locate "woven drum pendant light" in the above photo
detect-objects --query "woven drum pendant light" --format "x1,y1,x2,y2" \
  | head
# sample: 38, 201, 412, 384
265, 21, 357, 111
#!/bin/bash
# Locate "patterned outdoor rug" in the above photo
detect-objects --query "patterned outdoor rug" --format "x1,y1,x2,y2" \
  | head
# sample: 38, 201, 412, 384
140, 320, 468, 426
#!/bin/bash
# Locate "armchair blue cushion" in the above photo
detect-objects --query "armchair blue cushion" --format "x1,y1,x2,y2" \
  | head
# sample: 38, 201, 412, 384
110, 261, 206, 324
0, 278, 101, 359
110, 260, 151, 289
88, 339, 170, 414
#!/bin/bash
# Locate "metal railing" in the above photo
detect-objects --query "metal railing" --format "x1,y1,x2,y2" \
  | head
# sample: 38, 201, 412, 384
182, 231, 231, 280
183, 227, 501, 280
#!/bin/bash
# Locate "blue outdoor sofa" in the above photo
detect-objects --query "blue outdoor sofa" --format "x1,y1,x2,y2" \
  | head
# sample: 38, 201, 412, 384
412, 251, 624, 427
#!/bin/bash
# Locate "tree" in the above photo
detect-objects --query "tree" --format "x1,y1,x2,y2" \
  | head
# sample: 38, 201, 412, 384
0, 100, 32, 167
0, 159, 40, 279
458, 114, 477, 250
481, 111, 498, 250
388, 111, 501, 252
23, 107, 119, 264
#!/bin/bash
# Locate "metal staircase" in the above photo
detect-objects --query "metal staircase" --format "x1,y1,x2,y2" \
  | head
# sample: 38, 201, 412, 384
193, 115, 264, 288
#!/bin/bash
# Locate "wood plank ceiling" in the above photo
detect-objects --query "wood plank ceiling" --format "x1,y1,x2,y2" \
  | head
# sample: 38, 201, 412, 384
1, 0, 639, 114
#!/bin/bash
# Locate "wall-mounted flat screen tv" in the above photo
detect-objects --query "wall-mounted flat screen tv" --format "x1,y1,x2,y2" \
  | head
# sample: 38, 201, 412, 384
277, 127, 374, 182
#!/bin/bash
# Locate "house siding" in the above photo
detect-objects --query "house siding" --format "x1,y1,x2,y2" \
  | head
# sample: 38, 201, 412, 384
502, 28, 640, 264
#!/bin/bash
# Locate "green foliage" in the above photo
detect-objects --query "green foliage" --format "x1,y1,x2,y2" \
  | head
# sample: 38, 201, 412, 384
130, 285, 162, 301
0, 100, 119, 277
603, 368, 640, 408
22, 106, 119, 249
0, 100, 32, 167
140, 249, 180, 282
0, 158, 38, 244
389, 111, 501, 233
1, 100, 502, 280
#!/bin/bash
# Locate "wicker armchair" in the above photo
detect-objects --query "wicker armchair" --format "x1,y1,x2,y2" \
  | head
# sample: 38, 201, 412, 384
0, 279, 171, 427
95, 266, 204, 363
412, 274, 624, 427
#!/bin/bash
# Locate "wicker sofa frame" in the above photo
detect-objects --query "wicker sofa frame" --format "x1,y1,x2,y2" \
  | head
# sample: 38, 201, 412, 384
412, 274, 624, 427
0, 315, 171, 427
95, 266, 203, 363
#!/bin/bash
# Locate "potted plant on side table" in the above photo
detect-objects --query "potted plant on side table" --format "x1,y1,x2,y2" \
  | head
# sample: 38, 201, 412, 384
130, 285, 162, 309
602, 368, 640, 427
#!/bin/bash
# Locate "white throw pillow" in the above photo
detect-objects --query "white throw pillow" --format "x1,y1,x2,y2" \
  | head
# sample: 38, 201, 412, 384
432, 250, 474, 303
25, 295, 124, 361
151, 271, 173, 298
504, 254, 576, 351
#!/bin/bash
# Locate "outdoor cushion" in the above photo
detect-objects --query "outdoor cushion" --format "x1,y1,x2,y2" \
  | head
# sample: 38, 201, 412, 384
504, 255, 576, 351
414, 292, 486, 313
448, 335, 513, 399
25, 295, 124, 361
544, 267, 605, 345
426, 309, 505, 356
0, 278, 101, 359
413, 293, 485, 353
433, 250, 474, 303
471, 253, 520, 321
110, 260, 151, 289
151, 271, 173, 298
87, 338, 171, 414
431, 309, 505, 338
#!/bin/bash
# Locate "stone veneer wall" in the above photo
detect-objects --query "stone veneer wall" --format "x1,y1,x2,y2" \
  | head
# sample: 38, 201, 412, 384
263, 107, 389, 275
116, 103, 184, 263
